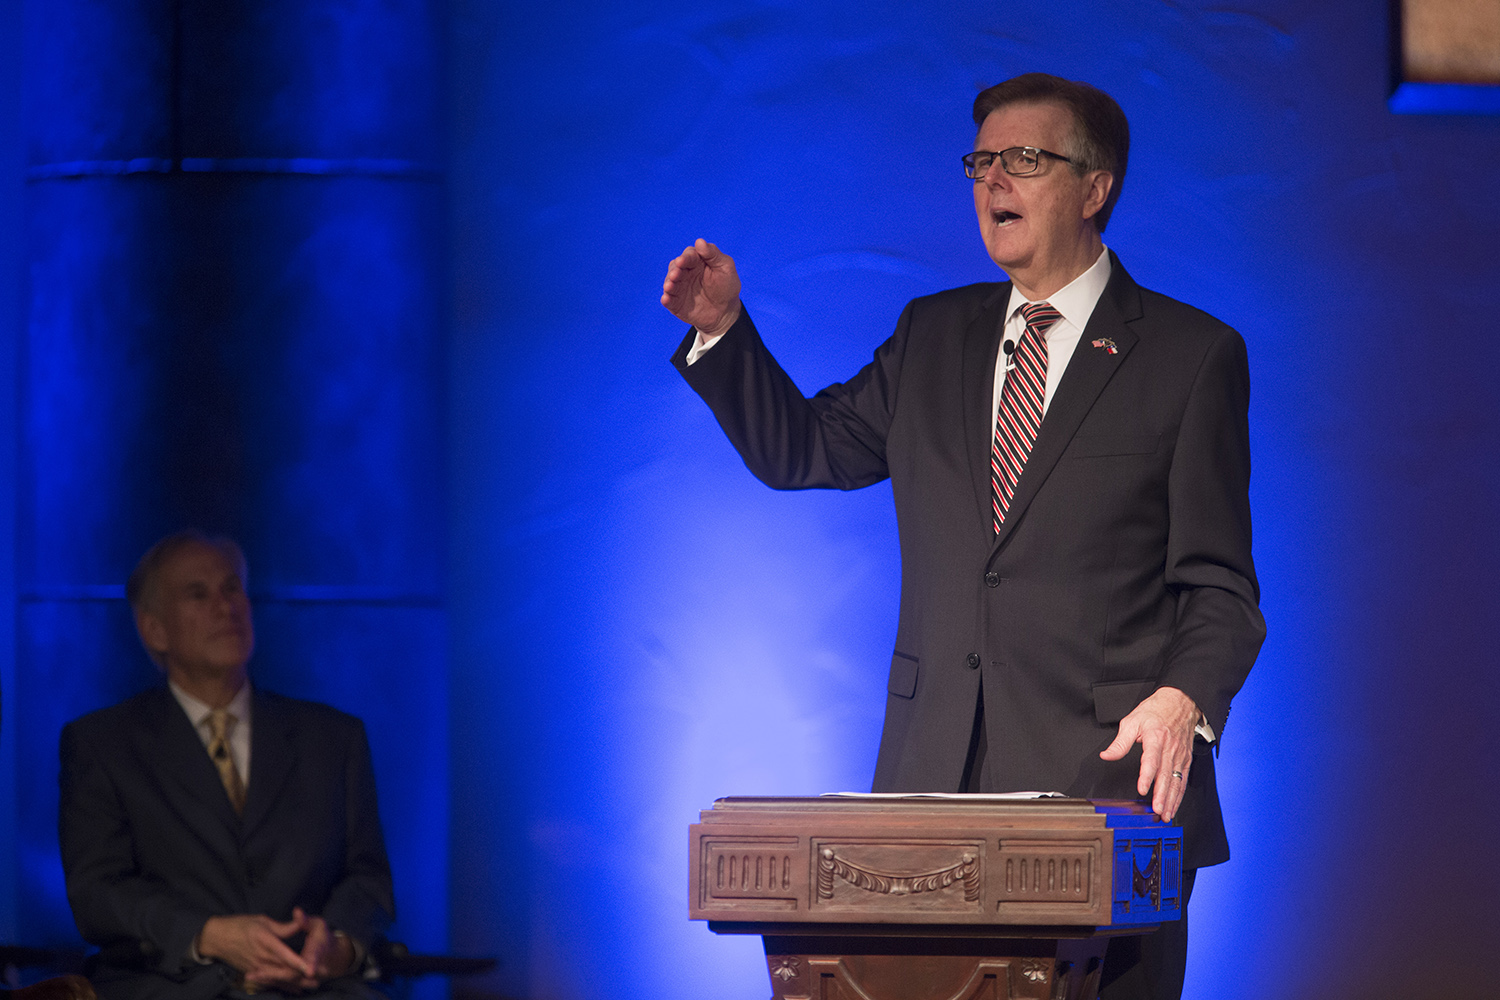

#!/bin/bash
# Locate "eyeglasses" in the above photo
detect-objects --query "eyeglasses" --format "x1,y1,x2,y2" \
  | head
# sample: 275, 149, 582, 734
962, 146, 1073, 179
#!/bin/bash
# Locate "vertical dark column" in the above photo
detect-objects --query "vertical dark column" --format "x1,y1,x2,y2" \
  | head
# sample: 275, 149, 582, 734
16, 0, 448, 962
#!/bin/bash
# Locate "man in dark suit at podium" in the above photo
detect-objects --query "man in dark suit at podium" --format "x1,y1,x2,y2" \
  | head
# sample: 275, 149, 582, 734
662, 74, 1264, 999
59, 531, 394, 1000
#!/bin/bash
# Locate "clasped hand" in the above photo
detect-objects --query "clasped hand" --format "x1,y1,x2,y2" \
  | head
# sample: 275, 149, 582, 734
197, 907, 355, 993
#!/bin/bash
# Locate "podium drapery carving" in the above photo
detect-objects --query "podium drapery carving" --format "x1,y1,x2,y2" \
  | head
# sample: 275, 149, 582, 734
1132, 841, 1161, 909
816, 847, 981, 902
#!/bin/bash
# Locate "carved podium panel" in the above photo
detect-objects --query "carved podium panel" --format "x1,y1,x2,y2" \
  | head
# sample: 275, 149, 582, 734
690, 796, 1180, 1000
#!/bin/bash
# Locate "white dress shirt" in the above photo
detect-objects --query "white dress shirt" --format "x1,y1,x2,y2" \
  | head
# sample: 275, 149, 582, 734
992, 246, 1111, 421
169, 679, 253, 785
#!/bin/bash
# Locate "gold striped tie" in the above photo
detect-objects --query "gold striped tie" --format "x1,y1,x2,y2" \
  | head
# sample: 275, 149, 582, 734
207, 708, 246, 814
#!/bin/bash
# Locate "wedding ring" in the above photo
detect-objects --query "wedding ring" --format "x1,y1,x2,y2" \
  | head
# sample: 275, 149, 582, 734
1171, 770, 1184, 780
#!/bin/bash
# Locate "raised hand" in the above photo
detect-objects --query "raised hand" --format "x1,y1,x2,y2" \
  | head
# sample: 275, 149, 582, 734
660, 238, 742, 338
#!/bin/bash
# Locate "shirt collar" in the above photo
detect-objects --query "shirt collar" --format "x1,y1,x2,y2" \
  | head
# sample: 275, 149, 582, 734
1005, 245, 1112, 332
169, 678, 252, 729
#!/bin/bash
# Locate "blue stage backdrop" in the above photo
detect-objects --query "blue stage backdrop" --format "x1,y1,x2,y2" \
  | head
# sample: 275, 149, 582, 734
7, 2, 449, 993
2, 4, 1498, 1000
448, 2, 1500, 999
0, 0, 21, 947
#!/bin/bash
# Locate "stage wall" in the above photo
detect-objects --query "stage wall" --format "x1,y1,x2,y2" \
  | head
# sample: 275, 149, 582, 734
448, 2, 1500, 999
0, 0, 21, 944
0, 4, 1495, 1000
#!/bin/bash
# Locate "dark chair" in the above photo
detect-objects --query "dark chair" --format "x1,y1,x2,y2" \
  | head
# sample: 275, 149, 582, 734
374, 940, 498, 980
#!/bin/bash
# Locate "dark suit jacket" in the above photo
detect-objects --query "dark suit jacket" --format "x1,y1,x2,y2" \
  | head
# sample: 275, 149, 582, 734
673, 254, 1265, 868
59, 686, 395, 1000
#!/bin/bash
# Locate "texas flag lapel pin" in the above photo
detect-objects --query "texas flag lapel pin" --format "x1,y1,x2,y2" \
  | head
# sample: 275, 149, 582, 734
1091, 337, 1118, 355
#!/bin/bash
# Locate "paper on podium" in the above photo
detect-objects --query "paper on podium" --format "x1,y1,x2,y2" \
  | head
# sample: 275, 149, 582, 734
820, 791, 1069, 799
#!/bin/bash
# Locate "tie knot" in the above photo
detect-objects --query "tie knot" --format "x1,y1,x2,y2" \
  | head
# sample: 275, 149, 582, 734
1020, 301, 1063, 334
208, 708, 235, 742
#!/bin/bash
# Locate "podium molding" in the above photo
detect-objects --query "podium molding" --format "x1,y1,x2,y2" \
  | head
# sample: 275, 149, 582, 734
689, 796, 1181, 1000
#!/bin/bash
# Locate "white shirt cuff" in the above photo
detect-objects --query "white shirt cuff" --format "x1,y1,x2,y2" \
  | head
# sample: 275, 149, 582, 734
684, 328, 725, 365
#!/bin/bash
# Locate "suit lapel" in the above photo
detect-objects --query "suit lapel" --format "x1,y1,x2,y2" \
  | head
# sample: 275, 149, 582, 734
140, 686, 242, 833
963, 284, 1012, 534
242, 690, 296, 837
991, 256, 1144, 552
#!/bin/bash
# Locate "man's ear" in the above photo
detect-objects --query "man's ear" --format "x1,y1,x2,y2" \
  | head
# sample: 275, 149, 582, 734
1081, 170, 1114, 221
136, 612, 169, 657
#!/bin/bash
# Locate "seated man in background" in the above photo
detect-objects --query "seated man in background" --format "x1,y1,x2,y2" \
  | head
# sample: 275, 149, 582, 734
59, 531, 395, 1000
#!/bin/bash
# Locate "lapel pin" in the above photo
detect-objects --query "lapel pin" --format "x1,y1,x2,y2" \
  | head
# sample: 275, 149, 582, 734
1091, 338, 1118, 355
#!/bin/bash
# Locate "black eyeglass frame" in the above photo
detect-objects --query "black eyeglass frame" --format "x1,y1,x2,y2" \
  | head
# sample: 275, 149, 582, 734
962, 146, 1074, 179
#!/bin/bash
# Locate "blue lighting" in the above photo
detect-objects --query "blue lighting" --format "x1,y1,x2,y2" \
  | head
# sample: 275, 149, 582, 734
1389, 82, 1500, 115
3, 4, 1500, 999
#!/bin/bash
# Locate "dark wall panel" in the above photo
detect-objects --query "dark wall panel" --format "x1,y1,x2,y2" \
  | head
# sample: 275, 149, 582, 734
176, 0, 442, 160
14, 2, 450, 984
24, 0, 174, 165
0, 0, 22, 943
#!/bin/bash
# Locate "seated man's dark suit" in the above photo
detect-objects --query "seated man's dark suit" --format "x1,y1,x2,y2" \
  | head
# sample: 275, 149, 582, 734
59, 685, 395, 1000
673, 254, 1265, 871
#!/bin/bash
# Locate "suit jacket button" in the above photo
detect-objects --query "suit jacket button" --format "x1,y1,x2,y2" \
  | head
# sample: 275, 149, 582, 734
984, 572, 999, 588
966, 653, 980, 669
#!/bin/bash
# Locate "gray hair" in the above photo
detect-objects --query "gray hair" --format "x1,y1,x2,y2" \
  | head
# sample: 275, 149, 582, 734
126, 529, 248, 616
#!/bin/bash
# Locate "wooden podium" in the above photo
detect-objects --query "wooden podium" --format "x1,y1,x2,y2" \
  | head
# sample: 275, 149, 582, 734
689, 796, 1181, 1000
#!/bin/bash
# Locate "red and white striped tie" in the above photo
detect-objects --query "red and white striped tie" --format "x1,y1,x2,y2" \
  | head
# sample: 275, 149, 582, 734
991, 301, 1061, 533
